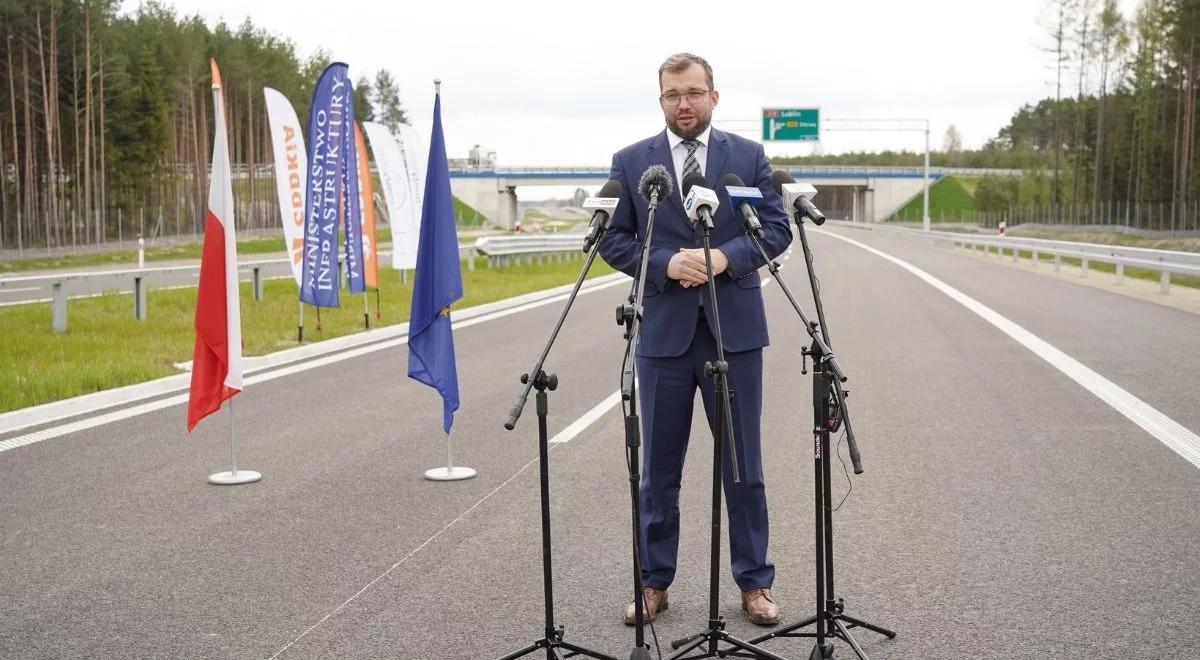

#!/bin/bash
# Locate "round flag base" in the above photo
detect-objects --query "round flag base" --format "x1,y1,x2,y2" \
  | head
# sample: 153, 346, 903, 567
424, 466, 476, 481
208, 470, 262, 485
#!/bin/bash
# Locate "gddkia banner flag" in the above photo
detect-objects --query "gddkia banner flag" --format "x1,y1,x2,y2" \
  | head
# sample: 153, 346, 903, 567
263, 87, 306, 285
300, 63, 364, 307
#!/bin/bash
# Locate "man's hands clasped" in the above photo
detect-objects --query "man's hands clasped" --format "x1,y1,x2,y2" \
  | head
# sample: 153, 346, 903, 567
667, 247, 728, 288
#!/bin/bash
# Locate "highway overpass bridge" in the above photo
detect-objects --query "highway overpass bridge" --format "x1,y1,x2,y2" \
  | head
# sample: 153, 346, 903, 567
450, 166, 1023, 229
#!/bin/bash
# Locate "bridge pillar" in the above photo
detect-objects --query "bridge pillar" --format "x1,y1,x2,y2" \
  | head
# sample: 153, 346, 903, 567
494, 187, 519, 230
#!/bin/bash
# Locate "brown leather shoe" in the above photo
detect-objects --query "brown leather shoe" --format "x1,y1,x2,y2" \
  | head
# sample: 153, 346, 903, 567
623, 587, 669, 625
741, 588, 780, 625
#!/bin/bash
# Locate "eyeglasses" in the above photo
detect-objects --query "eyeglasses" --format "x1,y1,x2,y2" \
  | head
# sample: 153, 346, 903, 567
660, 89, 710, 106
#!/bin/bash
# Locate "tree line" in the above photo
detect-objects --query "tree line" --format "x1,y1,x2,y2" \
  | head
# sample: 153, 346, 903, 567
776, 0, 1200, 231
0, 0, 408, 253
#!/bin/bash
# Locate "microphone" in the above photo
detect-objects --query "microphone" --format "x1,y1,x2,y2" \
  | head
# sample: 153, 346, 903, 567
771, 170, 826, 225
638, 164, 672, 206
682, 173, 719, 229
581, 179, 623, 253
721, 173, 764, 238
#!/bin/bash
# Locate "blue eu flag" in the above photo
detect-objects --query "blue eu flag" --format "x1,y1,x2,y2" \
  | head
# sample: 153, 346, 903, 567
407, 92, 463, 433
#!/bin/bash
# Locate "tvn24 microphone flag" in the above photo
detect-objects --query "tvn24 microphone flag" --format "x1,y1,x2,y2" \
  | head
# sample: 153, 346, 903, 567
300, 62, 365, 308
407, 91, 463, 434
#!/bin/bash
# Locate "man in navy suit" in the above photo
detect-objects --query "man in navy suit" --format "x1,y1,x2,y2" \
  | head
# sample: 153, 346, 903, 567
599, 53, 793, 627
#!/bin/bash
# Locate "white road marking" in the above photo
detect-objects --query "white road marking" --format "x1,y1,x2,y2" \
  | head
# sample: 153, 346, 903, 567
822, 229, 1200, 470
550, 390, 622, 443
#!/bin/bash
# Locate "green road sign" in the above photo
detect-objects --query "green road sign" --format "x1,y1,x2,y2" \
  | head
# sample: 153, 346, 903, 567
762, 108, 820, 141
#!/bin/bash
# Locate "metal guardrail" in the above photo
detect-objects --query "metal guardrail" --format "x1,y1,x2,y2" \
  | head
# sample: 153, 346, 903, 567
449, 165, 1024, 177
0, 236, 590, 332
829, 220, 1200, 294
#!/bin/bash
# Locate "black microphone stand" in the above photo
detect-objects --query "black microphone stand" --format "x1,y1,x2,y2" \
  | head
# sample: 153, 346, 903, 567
498, 219, 621, 660
739, 217, 896, 660
665, 207, 789, 660
615, 186, 666, 660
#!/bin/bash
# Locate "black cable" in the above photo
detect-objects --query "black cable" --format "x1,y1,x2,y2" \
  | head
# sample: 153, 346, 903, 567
830, 427, 854, 512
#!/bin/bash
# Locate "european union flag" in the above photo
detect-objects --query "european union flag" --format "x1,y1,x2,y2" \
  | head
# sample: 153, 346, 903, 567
408, 91, 463, 434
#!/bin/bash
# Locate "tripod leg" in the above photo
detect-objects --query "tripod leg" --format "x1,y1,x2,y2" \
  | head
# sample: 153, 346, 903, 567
664, 634, 707, 660
746, 613, 818, 643
838, 614, 897, 639
831, 618, 869, 660
556, 640, 621, 660
717, 635, 793, 660
494, 640, 545, 660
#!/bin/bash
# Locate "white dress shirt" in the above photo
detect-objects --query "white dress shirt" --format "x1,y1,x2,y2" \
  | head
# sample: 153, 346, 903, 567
665, 125, 715, 301
666, 125, 711, 203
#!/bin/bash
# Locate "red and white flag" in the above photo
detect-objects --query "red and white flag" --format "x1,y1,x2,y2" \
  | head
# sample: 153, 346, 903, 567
187, 59, 243, 431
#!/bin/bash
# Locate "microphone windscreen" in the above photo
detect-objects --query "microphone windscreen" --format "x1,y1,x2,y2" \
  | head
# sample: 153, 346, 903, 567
722, 173, 745, 188
638, 165, 672, 202
597, 179, 623, 199
771, 169, 796, 196
682, 173, 708, 197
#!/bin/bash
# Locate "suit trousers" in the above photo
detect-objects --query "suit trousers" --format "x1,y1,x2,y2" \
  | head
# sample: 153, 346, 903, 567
636, 312, 774, 592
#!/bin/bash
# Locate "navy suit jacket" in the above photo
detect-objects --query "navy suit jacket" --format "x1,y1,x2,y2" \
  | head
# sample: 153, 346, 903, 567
599, 128, 793, 358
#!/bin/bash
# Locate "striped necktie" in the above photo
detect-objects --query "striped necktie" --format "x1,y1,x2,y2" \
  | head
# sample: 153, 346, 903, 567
682, 138, 702, 182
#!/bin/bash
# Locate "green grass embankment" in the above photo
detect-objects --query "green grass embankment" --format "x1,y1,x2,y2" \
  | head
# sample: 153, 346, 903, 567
0, 257, 613, 413
888, 176, 980, 223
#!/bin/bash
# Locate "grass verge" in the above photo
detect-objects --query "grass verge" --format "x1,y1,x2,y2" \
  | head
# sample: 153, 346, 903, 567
0, 257, 613, 413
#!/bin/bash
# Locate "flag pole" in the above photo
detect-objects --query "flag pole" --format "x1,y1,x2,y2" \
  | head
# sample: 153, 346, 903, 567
363, 291, 370, 329
208, 399, 261, 485
420, 78, 474, 483
424, 429, 476, 481
298, 301, 305, 343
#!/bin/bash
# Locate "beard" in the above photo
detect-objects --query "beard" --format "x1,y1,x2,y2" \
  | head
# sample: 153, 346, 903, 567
666, 109, 711, 139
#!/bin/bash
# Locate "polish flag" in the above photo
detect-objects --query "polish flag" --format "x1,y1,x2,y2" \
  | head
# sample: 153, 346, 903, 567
187, 59, 243, 431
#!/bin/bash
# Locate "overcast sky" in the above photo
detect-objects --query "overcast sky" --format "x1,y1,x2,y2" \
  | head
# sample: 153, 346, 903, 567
126, 0, 1140, 166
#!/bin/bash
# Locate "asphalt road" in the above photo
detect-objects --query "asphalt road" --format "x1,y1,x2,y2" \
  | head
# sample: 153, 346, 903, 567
2, 225, 1199, 659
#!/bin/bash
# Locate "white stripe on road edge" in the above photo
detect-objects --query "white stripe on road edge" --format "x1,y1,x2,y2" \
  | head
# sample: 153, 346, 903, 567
0, 274, 632, 453
822, 229, 1200, 470
550, 390, 622, 443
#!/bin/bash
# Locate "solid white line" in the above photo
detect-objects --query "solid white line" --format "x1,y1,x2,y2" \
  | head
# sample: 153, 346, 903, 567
550, 390, 622, 443
0, 275, 631, 453
822, 229, 1200, 470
